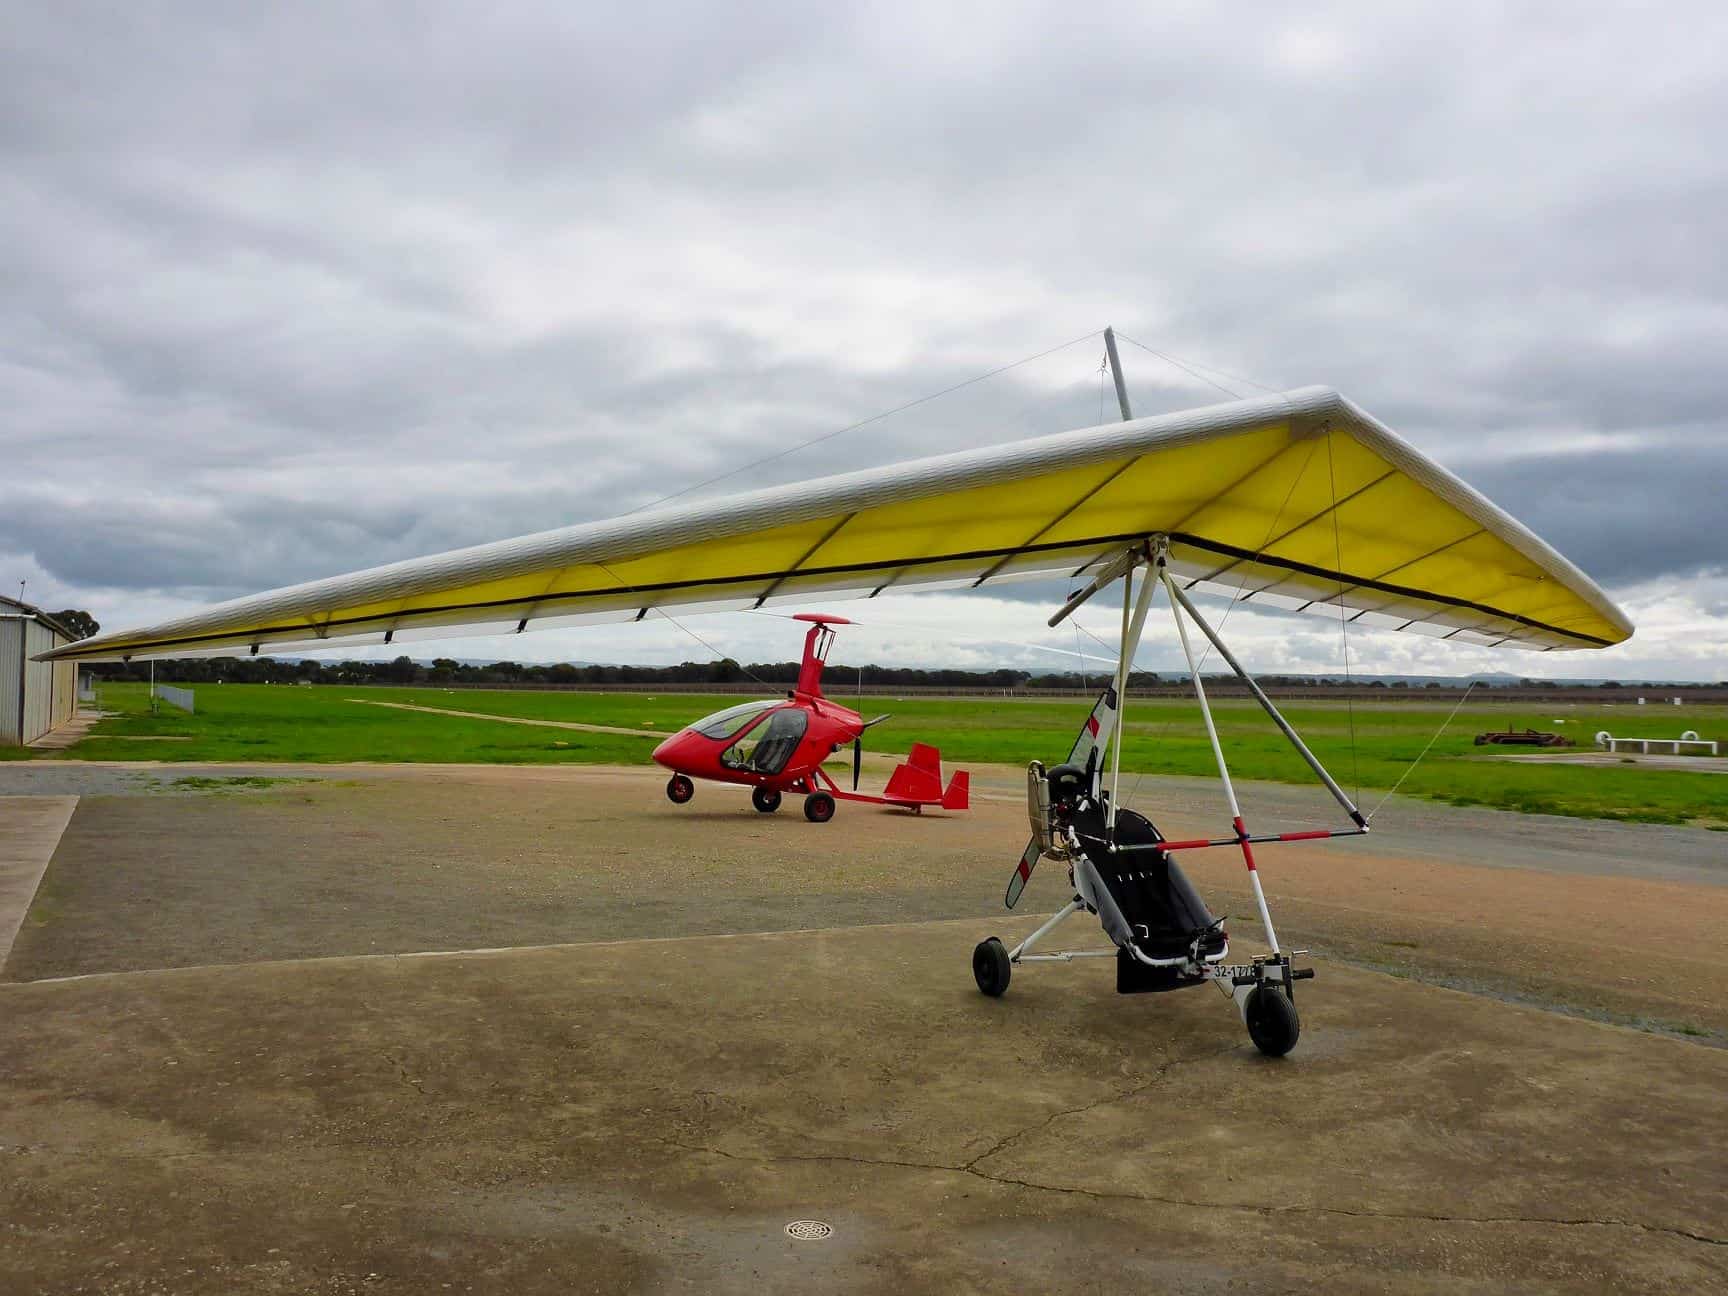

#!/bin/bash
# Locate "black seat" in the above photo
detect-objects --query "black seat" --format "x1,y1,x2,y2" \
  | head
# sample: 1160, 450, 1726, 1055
1072, 802, 1225, 961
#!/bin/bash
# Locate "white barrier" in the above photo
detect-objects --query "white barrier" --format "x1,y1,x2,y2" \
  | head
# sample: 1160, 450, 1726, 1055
1594, 729, 1718, 756
156, 685, 195, 715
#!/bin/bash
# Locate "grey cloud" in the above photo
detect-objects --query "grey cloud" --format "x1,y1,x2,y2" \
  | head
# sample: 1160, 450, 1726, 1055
2, 2, 1723, 674
1463, 443, 1728, 586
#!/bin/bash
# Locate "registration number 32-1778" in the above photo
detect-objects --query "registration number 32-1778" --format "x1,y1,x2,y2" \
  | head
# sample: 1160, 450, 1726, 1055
1210, 964, 1272, 985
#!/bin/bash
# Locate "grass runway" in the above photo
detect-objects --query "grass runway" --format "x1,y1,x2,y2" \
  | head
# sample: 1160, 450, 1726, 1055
22, 680, 1728, 826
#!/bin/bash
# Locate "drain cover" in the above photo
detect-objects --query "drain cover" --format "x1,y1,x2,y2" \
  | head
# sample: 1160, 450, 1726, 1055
785, 1220, 833, 1241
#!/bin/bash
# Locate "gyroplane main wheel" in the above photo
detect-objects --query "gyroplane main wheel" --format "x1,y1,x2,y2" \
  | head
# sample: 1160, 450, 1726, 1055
752, 787, 782, 814
802, 791, 836, 823
1245, 985, 1300, 1058
972, 937, 1011, 997
666, 774, 694, 805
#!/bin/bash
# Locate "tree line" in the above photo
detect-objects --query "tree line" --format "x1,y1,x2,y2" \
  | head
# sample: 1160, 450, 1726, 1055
89, 653, 1161, 690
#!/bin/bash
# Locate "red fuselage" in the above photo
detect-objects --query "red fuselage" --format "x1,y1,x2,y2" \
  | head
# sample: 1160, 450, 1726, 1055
652, 616, 862, 792
652, 614, 967, 818
651, 691, 865, 792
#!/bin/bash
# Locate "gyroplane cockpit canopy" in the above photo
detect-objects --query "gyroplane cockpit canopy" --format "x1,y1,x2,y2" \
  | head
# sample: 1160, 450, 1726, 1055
690, 700, 780, 741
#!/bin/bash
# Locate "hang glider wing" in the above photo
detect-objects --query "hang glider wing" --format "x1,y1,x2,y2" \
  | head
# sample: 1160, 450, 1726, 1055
40, 387, 1632, 663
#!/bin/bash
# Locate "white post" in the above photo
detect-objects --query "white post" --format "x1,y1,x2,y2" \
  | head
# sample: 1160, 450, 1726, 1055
1161, 566, 1280, 953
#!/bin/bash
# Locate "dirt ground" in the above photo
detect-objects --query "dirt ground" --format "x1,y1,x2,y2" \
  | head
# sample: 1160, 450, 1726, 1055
2, 763, 1726, 1292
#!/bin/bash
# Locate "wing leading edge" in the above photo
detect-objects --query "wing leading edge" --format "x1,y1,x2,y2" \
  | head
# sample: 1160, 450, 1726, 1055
40, 387, 1633, 662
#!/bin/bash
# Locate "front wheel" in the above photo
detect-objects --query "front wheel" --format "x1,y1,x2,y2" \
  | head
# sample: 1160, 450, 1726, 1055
803, 791, 836, 823
973, 938, 1011, 997
752, 787, 782, 814
1245, 985, 1300, 1057
666, 774, 694, 805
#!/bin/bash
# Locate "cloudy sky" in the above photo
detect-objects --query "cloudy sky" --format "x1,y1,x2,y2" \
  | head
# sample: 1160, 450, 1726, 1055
4, 3, 1724, 680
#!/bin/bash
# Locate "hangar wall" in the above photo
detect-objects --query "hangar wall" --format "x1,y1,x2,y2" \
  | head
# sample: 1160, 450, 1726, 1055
0, 604, 75, 746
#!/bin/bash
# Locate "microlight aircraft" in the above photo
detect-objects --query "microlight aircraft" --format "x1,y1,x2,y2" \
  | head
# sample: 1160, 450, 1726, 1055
45, 334, 1632, 1057
649, 612, 968, 821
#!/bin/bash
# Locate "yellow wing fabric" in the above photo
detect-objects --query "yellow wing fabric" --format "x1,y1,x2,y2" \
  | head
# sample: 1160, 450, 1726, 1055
40, 387, 1632, 662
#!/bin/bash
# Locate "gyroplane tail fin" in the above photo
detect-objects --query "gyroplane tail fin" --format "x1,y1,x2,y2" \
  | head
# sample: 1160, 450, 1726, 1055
882, 742, 944, 804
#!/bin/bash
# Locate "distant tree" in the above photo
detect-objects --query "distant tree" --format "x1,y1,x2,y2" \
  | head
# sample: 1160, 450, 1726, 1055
47, 609, 99, 640
383, 655, 423, 684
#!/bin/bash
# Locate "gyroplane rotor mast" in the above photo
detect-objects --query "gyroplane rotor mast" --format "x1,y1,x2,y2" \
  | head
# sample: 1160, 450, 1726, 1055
791, 612, 850, 697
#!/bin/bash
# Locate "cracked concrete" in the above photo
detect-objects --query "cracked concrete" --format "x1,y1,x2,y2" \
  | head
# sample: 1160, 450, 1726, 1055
6, 919, 1722, 1293
3, 763, 1727, 1292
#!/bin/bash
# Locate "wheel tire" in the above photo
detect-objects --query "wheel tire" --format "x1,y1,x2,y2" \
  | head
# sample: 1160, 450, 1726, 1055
666, 774, 694, 805
803, 791, 836, 823
1245, 985, 1301, 1057
972, 937, 1011, 997
752, 787, 782, 814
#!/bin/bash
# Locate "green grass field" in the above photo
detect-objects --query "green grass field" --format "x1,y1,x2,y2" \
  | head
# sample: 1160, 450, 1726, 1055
16, 681, 1725, 827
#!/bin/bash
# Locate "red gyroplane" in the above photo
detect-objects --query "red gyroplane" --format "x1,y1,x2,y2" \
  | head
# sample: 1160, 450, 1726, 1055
651, 613, 969, 822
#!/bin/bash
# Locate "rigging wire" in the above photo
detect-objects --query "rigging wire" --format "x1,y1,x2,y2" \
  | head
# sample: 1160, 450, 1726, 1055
1116, 435, 1323, 808
1114, 331, 1282, 397
1324, 432, 1363, 801
1111, 333, 1250, 399
744, 607, 1113, 669
625, 329, 1104, 517
1367, 681, 1477, 821
590, 329, 1106, 684
588, 560, 779, 690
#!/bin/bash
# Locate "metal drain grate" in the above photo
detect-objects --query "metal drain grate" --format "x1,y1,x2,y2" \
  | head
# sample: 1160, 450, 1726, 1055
785, 1220, 833, 1241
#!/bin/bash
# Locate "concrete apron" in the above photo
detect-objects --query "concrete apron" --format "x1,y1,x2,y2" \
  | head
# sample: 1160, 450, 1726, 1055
0, 795, 76, 969
1, 917, 1724, 1294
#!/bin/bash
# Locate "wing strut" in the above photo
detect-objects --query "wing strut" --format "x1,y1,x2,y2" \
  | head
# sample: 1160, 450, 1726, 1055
1163, 577, 1366, 829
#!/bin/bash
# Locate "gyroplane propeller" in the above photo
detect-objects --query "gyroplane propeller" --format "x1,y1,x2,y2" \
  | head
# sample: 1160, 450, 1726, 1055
649, 612, 969, 822
44, 329, 1632, 1058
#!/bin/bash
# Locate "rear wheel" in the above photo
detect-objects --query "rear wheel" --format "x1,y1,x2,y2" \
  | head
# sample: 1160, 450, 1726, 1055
972, 938, 1011, 997
803, 791, 836, 823
752, 787, 782, 814
1245, 985, 1300, 1057
666, 774, 694, 805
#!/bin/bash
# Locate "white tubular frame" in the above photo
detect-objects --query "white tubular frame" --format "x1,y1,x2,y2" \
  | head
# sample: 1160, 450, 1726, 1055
1008, 532, 1370, 977
1159, 557, 1280, 954
1106, 560, 1161, 832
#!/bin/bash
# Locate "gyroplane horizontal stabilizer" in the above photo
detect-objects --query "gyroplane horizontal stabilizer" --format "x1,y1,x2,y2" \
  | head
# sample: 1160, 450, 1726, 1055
880, 742, 969, 813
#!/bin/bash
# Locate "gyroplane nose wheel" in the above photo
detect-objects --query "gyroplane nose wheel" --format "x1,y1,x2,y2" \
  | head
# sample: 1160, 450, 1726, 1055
802, 791, 836, 823
751, 787, 782, 814
666, 774, 694, 805
1244, 985, 1300, 1057
972, 937, 1011, 997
